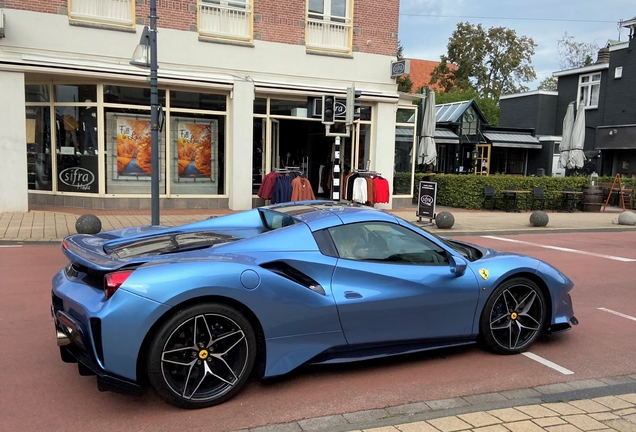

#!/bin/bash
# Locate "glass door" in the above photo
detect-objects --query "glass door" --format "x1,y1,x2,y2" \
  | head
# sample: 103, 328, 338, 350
270, 119, 280, 169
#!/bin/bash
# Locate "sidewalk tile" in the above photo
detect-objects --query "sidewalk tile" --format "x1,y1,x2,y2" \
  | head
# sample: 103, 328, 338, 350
297, 414, 348, 431
534, 383, 577, 394
427, 416, 472, 432
614, 408, 636, 416
541, 403, 586, 416
592, 396, 634, 410
544, 425, 586, 432
568, 400, 611, 414
601, 419, 636, 432
250, 422, 302, 432
515, 405, 560, 418
486, 408, 531, 422
618, 394, 636, 404
623, 413, 636, 423
566, 380, 607, 390
599, 376, 636, 385
457, 412, 502, 428
343, 409, 389, 424
463, 393, 507, 405
362, 427, 400, 432
500, 389, 542, 400
386, 402, 431, 416
533, 417, 567, 427
503, 420, 546, 432
396, 422, 441, 432
427, 398, 470, 411
471, 426, 509, 432
589, 413, 619, 421
563, 414, 609, 431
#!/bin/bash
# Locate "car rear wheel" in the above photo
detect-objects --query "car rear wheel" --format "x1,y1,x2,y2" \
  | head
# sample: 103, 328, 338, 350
479, 278, 546, 355
147, 303, 256, 409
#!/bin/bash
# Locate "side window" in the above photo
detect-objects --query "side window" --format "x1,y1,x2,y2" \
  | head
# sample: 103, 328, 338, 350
327, 222, 448, 265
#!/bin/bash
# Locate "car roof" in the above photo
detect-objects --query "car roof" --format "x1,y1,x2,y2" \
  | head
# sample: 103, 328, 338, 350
265, 200, 399, 230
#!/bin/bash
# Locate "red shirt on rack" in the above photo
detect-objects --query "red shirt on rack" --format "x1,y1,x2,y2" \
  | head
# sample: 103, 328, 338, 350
373, 177, 390, 203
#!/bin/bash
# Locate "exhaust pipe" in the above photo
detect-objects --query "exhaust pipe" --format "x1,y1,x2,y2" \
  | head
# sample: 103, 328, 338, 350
57, 330, 71, 346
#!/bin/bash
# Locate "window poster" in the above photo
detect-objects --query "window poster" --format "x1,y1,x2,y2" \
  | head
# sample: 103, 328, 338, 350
177, 122, 213, 179
116, 118, 152, 177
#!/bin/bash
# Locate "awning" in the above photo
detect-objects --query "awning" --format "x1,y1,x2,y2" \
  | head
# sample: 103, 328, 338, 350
484, 132, 542, 149
434, 129, 460, 144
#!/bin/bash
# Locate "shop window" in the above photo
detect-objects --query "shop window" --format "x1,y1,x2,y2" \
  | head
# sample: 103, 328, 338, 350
356, 124, 371, 170
26, 107, 53, 191
393, 126, 414, 195
578, 73, 601, 109
270, 99, 308, 116
54, 106, 99, 193
104, 85, 166, 106
254, 98, 267, 115
68, 0, 135, 28
170, 91, 226, 111
105, 108, 166, 195
198, 0, 252, 42
25, 85, 50, 103
170, 113, 226, 195
359, 105, 372, 121
252, 118, 265, 194
55, 85, 97, 104
306, 0, 352, 53
396, 108, 414, 123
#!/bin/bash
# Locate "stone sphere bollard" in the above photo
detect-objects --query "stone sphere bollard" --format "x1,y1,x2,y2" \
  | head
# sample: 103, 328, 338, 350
75, 214, 102, 234
617, 211, 636, 226
435, 211, 455, 229
529, 210, 549, 227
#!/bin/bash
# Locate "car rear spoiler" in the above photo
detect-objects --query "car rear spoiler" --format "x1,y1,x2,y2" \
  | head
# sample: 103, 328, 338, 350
62, 235, 129, 272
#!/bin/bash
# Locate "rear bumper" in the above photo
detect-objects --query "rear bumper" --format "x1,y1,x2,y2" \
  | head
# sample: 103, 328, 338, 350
52, 304, 141, 395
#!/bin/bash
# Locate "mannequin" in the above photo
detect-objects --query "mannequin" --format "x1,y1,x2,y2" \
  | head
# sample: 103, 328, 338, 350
81, 99, 97, 154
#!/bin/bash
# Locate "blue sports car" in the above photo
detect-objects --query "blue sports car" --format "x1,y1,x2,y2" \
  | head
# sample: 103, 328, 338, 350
52, 201, 577, 409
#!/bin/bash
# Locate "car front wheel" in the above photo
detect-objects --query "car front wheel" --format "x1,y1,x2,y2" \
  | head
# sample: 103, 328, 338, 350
479, 277, 546, 355
147, 303, 257, 409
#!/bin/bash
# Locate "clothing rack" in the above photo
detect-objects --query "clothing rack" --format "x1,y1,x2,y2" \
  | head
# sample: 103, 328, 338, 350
353, 169, 382, 177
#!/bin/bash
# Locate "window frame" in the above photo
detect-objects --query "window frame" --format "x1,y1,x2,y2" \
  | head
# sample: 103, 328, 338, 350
305, 0, 353, 54
198, 0, 254, 43
577, 72, 601, 109
68, 0, 135, 29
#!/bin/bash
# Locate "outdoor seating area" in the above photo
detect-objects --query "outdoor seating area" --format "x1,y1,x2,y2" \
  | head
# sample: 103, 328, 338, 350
481, 186, 585, 212
599, 182, 634, 210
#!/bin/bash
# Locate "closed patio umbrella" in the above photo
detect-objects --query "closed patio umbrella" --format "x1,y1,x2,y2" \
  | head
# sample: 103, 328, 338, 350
568, 101, 586, 169
418, 89, 437, 166
559, 102, 574, 169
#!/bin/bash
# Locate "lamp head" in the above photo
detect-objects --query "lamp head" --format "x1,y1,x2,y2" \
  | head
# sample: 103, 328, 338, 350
130, 26, 151, 69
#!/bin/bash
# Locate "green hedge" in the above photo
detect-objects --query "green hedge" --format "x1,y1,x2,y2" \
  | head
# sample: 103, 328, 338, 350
402, 173, 594, 209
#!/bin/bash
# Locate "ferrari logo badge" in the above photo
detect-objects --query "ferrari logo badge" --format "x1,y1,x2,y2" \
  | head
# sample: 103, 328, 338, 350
479, 268, 489, 280
198, 350, 209, 359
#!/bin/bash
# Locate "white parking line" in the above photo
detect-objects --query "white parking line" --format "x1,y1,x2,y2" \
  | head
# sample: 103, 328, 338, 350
522, 352, 574, 375
0, 245, 22, 248
481, 236, 636, 262
598, 307, 636, 322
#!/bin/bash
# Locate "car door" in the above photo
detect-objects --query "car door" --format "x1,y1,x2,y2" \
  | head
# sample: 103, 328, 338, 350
327, 222, 480, 345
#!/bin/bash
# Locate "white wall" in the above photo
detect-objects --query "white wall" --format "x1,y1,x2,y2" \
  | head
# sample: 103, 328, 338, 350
228, 79, 255, 210
0, 71, 28, 212
372, 102, 397, 209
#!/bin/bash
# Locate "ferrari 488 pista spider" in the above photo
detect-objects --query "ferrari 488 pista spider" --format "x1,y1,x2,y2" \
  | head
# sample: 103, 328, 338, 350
52, 201, 576, 408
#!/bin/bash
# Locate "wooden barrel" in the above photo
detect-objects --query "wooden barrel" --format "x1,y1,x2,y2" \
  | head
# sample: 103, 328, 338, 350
582, 186, 603, 212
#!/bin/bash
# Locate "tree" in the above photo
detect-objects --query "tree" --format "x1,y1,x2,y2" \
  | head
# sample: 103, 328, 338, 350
557, 32, 599, 70
538, 76, 558, 91
430, 22, 537, 100
435, 88, 500, 126
395, 41, 413, 92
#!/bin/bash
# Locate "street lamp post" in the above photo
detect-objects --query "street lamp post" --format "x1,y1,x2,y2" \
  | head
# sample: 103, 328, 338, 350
130, 0, 160, 225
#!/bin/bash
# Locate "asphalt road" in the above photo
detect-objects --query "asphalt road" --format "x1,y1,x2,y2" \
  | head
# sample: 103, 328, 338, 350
1, 232, 635, 432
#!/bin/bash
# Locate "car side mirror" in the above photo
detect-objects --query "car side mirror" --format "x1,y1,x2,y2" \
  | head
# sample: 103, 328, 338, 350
449, 255, 467, 277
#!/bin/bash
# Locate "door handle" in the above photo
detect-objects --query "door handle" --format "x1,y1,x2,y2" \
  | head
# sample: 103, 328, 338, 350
344, 291, 362, 299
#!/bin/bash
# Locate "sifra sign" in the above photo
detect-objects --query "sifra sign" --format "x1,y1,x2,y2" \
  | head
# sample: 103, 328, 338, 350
417, 181, 437, 219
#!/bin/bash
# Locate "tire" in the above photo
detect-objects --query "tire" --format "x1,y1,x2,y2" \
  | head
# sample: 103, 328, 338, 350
147, 303, 257, 409
479, 277, 546, 355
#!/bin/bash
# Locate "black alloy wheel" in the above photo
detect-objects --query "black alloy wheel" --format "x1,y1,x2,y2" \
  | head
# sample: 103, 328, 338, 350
147, 303, 257, 409
479, 277, 546, 355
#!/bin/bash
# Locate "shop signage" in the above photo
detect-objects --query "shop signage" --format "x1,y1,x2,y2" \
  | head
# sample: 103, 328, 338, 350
417, 181, 437, 219
59, 167, 95, 191
391, 60, 410, 78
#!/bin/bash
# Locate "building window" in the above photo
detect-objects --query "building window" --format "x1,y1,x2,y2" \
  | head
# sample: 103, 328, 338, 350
198, 0, 253, 42
578, 72, 601, 109
68, 0, 134, 28
306, 0, 352, 53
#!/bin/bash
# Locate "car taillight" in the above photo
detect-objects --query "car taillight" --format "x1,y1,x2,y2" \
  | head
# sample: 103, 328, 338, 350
104, 270, 133, 299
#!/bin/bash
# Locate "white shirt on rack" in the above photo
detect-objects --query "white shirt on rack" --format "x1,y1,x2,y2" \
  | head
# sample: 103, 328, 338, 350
352, 177, 368, 203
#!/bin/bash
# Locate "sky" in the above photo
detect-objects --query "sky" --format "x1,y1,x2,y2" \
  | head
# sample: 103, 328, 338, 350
398, 0, 634, 90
